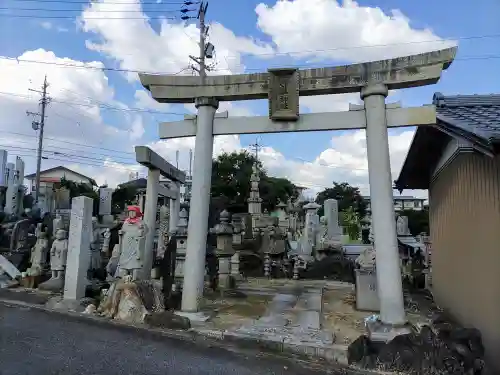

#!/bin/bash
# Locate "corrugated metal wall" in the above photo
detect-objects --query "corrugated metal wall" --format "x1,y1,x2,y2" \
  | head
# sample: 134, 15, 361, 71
430, 152, 500, 373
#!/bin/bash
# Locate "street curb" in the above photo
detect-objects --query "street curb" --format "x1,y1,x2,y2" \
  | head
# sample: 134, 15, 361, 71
0, 297, 379, 375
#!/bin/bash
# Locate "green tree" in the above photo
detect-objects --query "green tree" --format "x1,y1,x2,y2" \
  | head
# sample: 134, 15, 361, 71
315, 182, 367, 218
111, 186, 138, 213
399, 208, 429, 235
211, 151, 298, 213
340, 206, 361, 241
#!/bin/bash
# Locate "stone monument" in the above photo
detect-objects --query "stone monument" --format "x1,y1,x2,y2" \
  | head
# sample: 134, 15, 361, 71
156, 204, 170, 259
99, 187, 114, 225
64, 196, 93, 300
89, 217, 101, 273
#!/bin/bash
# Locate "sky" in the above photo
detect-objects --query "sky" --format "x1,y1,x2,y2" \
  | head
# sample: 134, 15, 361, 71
0, 0, 499, 199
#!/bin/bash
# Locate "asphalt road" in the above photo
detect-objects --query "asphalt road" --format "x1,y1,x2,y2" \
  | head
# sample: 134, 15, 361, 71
0, 304, 333, 375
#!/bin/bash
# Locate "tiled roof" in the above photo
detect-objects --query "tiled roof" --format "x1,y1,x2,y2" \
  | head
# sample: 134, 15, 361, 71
433, 92, 500, 142
395, 92, 500, 191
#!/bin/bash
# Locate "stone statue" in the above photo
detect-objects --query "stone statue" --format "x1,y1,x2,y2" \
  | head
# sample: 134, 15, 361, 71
27, 224, 49, 277
49, 229, 68, 279
355, 247, 376, 269
117, 206, 148, 281
89, 217, 101, 271
102, 228, 111, 255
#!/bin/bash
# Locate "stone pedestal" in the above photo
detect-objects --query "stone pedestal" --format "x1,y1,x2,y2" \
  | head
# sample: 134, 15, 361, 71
355, 268, 379, 311
101, 214, 114, 226
64, 196, 93, 301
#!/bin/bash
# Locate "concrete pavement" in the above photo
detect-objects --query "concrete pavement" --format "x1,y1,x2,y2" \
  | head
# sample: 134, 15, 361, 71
0, 303, 334, 375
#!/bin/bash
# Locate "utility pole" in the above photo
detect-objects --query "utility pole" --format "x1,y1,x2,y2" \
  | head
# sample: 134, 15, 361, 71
187, 0, 212, 84
27, 75, 50, 203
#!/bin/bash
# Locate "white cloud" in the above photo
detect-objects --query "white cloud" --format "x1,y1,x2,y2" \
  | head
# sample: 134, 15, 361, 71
0, 49, 142, 188
145, 128, 423, 200
79, 0, 273, 82
74, 0, 440, 198
255, 0, 455, 62
40, 22, 53, 30
2, 0, 442, 198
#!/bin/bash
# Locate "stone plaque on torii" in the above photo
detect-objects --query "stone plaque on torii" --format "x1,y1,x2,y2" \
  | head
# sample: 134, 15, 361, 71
139, 47, 457, 328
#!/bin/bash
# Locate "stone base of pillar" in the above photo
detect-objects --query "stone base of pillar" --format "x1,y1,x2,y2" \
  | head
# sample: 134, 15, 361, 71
366, 319, 413, 343
101, 214, 114, 226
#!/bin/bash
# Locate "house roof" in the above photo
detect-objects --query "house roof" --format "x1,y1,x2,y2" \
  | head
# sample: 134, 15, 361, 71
363, 195, 425, 201
395, 92, 500, 190
25, 166, 96, 185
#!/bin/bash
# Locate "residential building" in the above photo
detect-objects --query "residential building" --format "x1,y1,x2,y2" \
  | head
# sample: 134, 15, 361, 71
362, 195, 426, 223
25, 166, 96, 213
394, 92, 500, 374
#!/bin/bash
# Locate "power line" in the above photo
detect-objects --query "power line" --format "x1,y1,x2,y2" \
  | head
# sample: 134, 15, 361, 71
1, 51, 500, 80
12, 0, 198, 4
0, 14, 178, 19
233, 33, 500, 59
0, 144, 136, 164
0, 139, 136, 161
0, 90, 187, 116
0, 56, 191, 77
1, 130, 136, 155
0, 7, 184, 13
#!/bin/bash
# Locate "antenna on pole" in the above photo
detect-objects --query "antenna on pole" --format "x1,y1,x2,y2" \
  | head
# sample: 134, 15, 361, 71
249, 138, 262, 162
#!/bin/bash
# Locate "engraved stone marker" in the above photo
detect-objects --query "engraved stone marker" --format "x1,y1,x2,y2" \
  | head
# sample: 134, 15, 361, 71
64, 196, 93, 300
99, 187, 113, 216
268, 68, 299, 121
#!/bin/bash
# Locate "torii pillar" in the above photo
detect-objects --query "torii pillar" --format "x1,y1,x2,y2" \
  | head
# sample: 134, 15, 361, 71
135, 146, 186, 280
139, 47, 457, 329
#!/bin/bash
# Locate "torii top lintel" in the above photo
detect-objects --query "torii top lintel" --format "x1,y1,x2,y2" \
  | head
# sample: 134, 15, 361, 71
139, 47, 457, 104
135, 146, 186, 184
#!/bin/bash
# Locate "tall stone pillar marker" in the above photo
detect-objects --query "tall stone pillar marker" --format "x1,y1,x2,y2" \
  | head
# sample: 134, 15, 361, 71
181, 97, 219, 312
64, 196, 93, 301
169, 182, 181, 233
362, 83, 405, 326
143, 167, 160, 279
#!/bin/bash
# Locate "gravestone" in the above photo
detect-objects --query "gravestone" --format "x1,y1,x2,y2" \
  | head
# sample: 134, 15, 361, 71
54, 187, 71, 210
64, 196, 93, 301
99, 188, 113, 215
324, 199, 341, 241
396, 216, 411, 236
99, 187, 114, 225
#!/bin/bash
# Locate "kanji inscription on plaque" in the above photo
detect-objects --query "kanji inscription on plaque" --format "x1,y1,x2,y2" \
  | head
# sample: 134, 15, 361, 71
268, 68, 299, 121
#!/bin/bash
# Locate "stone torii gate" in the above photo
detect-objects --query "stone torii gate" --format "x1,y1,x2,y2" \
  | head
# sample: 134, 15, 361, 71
139, 47, 457, 332
135, 146, 186, 279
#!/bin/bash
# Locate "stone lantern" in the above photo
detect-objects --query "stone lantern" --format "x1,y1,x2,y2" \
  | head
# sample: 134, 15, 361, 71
303, 202, 321, 250
231, 214, 244, 280
214, 210, 235, 289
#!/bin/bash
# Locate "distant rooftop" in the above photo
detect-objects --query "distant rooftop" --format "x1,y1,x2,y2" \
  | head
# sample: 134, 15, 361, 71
362, 195, 425, 201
